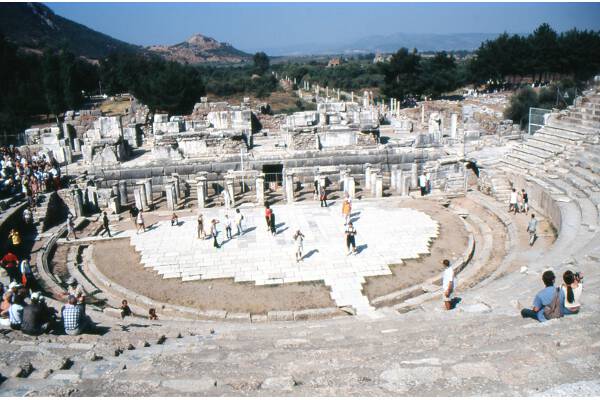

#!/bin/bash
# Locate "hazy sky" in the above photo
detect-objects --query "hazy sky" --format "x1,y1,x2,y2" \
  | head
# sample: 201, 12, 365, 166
47, 2, 600, 53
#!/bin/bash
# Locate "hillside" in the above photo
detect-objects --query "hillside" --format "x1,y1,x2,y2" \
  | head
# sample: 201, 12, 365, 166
148, 34, 251, 64
0, 3, 142, 59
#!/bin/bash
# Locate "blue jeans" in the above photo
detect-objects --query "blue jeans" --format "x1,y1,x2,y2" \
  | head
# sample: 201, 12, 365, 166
521, 308, 539, 321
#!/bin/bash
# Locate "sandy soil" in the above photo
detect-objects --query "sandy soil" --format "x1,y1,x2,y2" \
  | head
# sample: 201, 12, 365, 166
362, 198, 470, 300
92, 238, 336, 314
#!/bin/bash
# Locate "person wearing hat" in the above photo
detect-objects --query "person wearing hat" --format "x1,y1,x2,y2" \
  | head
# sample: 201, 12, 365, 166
21, 292, 52, 335
66, 278, 86, 310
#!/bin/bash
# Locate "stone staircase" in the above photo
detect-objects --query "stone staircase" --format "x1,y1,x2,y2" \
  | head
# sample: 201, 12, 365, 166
502, 86, 600, 175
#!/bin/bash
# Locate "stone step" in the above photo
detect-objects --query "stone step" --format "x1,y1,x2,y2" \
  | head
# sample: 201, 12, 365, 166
515, 144, 554, 159
505, 152, 544, 166
567, 110, 600, 122
570, 166, 600, 186
499, 157, 532, 174
524, 137, 564, 154
541, 126, 588, 143
560, 116, 600, 129
546, 120, 598, 136
579, 157, 600, 175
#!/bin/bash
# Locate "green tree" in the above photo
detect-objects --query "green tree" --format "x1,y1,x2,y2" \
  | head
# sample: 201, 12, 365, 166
420, 52, 458, 98
253, 52, 270, 75
381, 48, 422, 100
504, 87, 538, 128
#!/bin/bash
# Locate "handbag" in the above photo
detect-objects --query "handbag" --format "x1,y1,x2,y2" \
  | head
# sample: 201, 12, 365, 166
543, 288, 563, 320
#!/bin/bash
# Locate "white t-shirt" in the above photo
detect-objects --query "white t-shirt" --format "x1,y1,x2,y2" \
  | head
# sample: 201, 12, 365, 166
561, 283, 583, 308
510, 192, 518, 204
442, 266, 454, 291
418, 175, 427, 187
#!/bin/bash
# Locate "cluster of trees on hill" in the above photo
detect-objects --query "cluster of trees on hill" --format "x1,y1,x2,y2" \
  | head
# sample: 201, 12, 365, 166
0, 35, 99, 139
469, 24, 600, 85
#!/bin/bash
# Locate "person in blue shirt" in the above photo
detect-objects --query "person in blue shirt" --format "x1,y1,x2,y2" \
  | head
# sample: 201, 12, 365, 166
521, 270, 564, 322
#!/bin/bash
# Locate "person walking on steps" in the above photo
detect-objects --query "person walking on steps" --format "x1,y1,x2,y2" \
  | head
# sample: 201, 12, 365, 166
294, 230, 305, 262
527, 214, 538, 246
66, 213, 77, 241
345, 222, 357, 255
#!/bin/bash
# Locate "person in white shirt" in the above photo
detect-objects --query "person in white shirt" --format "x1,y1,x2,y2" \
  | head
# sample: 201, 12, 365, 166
561, 270, 583, 315
442, 259, 455, 310
224, 214, 233, 240
509, 188, 518, 214
527, 214, 538, 246
418, 173, 427, 196
234, 209, 244, 237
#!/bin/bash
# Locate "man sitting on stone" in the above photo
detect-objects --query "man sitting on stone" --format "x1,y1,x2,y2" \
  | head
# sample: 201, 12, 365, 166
61, 295, 89, 335
521, 270, 564, 322
21, 292, 53, 335
66, 277, 86, 312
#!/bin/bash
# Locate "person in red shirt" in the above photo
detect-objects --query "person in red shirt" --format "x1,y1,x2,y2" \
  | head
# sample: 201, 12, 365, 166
1, 252, 20, 283
264, 204, 272, 232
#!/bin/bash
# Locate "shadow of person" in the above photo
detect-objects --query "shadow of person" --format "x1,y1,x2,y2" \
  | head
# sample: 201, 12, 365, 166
303, 249, 319, 259
450, 297, 462, 309
355, 244, 368, 254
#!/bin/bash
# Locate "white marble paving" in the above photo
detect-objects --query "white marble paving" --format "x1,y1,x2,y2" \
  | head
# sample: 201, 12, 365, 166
119, 201, 439, 316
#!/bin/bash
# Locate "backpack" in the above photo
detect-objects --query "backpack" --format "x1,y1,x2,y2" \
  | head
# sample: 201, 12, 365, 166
543, 288, 563, 320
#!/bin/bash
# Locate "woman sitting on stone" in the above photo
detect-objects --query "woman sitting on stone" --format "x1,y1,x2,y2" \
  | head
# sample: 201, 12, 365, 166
561, 270, 583, 315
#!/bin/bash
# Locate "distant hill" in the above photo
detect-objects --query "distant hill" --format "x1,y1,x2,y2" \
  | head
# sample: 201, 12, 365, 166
263, 32, 503, 56
0, 3, 142, 59
147, 34, 251, 64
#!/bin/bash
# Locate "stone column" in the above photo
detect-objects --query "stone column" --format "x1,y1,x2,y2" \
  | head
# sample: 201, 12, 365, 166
375, 175, 383, 198
111, 183, 120, 203
339, 168, 348, 193
370, 168, 380, 195
196, 177, 207, 208
450, 113, 458, 140
395, 170, 404, 194
401, 176, 411, 197
165, 183, 177, 211
256, 174, 265, 205
144, 179, 153, 208
411, 163, 418, 189
72, 188, 84, 218
86, 186, 98, 213
421, 104, 425, 124
171, 174, 181, 202
364, 164, 372, 190
225, 177, 235, 209
134, 183, 148, 211
118, 181, 128, 207
73, 138, 81, 152
390, 168, 398, 191
347, 176, 356, 198
285, 173, 295, 203
108, 196, 120, 214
